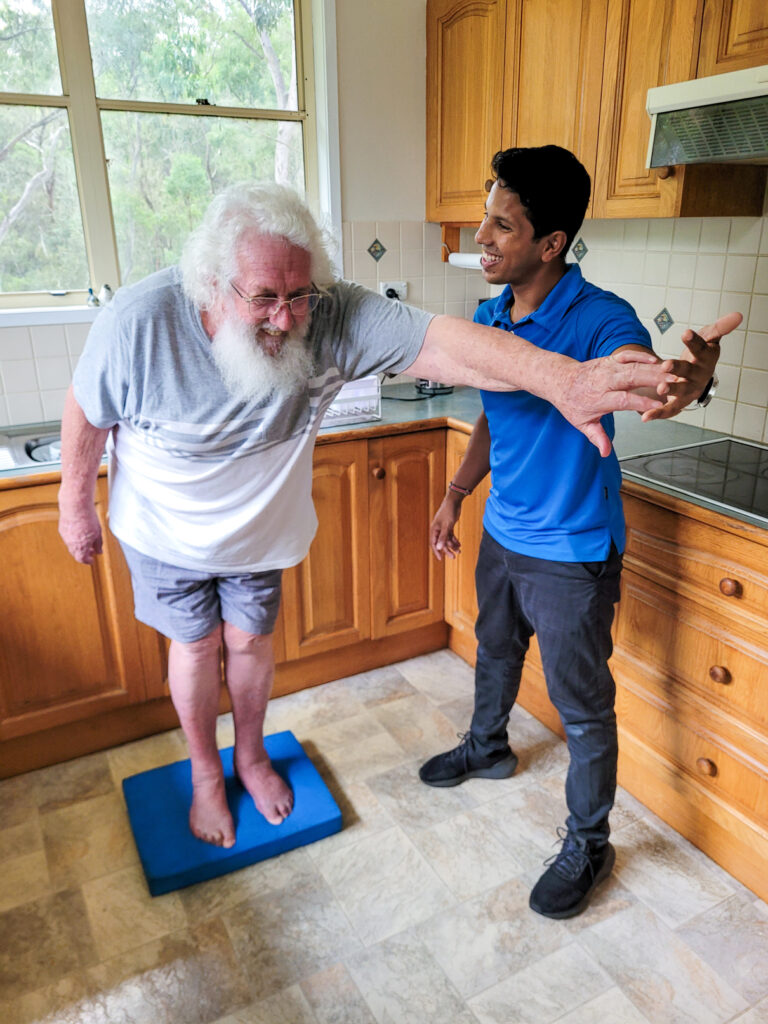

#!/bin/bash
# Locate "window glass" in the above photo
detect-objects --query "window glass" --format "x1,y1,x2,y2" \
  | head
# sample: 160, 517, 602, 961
0, 0, 62, 95
85, 0, 298, 110
102, 111, 304, 284
0, 105, 89, 292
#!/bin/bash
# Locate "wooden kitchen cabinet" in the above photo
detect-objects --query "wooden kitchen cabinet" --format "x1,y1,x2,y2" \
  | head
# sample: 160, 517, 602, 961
612, 482, 768, 902
592, 0, 767, 218
697, 0, 768, 76
0, 474, 167, 773
427, 0, 768, 229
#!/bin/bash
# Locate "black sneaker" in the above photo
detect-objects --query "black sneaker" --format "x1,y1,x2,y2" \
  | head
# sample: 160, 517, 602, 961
418, 733, 518, 788
529, 829, 615, 919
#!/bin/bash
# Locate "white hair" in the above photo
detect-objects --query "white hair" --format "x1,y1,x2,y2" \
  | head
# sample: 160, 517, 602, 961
180, 182, 337, 309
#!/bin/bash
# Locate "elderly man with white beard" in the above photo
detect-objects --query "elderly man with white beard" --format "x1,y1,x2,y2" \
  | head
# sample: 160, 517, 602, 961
58, 182, 721, 850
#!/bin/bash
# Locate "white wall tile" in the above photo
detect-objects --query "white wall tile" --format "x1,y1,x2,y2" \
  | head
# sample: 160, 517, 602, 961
718, 328, 746, 366
400, 221, 424, 250
444, 271, 467, 302
672, 218, 701, 250
646, 219, 674, 250
64, 323, 90, 358
6, 392, 44, 424
664, 288, 692, 325
723, 255, 756, 293
728, 217, 762, 254
423, 276, 445, 303
668, 253, 696, 288
374, 248, 401, 278
703, 398, 735, 434
351, 221, 376, 250
0, 326, 33, 360
754, 256, 768, 294
691, 289, 722, 325
2, 359, 38, 393
720, 291, 751, 323
699, 218, 730, 252
402, 249, 424, 278
743, 332, 768, 371
623, 220, 648, 249
40, 389, 68, 421
738, 367, 768, 406
35, 356, 71, 390
715, 363, 740, 401
31, 324, 67, 357
748, 294, 768, 333
694, 253, 726, 290
642, 252, 669, 286
0, 395, 9, 427
374, 222, 401, 253
732, 402, 766, 440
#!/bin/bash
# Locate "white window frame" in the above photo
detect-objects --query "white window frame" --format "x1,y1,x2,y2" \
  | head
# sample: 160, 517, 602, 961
0, 0, 340, 313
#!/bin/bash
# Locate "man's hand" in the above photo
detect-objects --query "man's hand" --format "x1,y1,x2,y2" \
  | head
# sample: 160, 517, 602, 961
642, 311, 742, 421
430, 493, 463, 560
557, 350, 678, 457
59, 505, 103, 564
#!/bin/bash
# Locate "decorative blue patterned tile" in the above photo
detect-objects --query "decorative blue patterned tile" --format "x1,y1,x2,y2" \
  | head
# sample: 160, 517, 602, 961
572, 237, 588, 262
653, 307, 674, 334
367, 238, 387, 262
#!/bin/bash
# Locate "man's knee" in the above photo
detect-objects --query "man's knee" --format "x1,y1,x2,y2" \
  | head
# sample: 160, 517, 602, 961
171, 625, 222, 662
222, 621, 272, 656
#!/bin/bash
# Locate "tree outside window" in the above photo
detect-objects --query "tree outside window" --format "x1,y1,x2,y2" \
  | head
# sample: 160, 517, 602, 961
0, 0, 311, 303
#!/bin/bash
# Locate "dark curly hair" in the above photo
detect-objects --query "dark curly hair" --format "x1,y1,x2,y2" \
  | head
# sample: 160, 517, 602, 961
489, 146, 591, 256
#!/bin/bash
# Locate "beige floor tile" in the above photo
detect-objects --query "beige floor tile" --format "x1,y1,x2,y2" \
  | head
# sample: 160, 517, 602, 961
395, 649, 476, 704
416, 876, 574, 998
580, 903, 749, 1023
734, 997, 768, 1023
614, 817, 738, 927
82, 917, 250, 1024
33, 752, 115, 813
317, 825, 455, 945
468, 943, 614, 1024
222, 874, 363, 1001
42, 791, 139, 889
107, 729, 188, 785
179, 846, 318, 923
81, 864, 187, 961
227, 985, 319, 1023
0, 972, 92, 1024
0, 817, 43, 864
365, 760, 480, 833
300, 963, 377, 1024
556, 986, 652, 1024
0, 773, 39, 830
372, 693, 469, 759
295, 709, 388, 754
303, 779, 395, 860
676, 892, 768, 1003
315, 730, 411, 783
0, 848, 52, 913
264, 678, 367, 736
409, 808, 525, 900
338, 665, 418, 709
0, 889, 97, 1002
346, 931, 478, 1024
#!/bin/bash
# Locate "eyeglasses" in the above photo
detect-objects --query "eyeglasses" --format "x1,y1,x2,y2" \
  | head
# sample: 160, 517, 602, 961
229, 281, 321, 317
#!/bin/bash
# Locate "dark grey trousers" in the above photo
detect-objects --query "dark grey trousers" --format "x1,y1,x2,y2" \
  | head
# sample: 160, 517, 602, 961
470, 529, 622, 844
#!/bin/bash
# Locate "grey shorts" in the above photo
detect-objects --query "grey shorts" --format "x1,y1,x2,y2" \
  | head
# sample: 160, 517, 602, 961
119, 542, 283, 643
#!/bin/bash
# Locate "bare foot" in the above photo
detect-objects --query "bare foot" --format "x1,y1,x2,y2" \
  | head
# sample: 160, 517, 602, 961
189, 771, 236, 848
235, 756, 293, 825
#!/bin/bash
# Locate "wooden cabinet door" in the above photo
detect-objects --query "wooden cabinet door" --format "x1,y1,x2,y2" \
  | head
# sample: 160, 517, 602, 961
369, 431, 446, 638
426, 0, 507, 222
280, 439, 371, 659
593, 0, 703, 218
501, 0, 607, 208
697, 0, 768, 75
0, 478, 166, 740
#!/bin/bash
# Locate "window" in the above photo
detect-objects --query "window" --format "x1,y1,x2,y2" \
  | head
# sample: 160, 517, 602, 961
0, 0, 320, 307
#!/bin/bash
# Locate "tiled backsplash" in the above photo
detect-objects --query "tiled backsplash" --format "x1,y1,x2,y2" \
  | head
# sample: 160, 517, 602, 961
1, 214, 766, 441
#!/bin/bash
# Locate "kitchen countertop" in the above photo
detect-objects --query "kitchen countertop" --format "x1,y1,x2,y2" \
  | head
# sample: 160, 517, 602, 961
2, 383, 764, 532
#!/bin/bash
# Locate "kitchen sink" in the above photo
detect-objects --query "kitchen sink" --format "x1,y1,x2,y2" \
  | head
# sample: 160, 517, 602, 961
0, 428, 63, 469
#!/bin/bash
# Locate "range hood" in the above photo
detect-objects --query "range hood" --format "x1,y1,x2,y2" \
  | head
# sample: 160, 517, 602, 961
646, 64, 768, 167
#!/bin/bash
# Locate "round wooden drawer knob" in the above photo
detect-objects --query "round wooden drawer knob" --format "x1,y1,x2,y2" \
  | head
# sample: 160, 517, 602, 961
709, 665, 731, 685
719, 578, 742, 597
656, 165, 675, 180
371, 467, 386, 479
696, 757, 717, 777
484, 178, 494, 193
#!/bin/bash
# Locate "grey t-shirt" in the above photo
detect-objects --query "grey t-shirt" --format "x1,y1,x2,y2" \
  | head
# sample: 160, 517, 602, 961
73, 267, 433, 571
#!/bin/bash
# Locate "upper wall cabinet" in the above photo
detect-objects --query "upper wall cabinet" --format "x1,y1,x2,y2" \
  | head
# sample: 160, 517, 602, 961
426, 0, 507, 223
592, 0, 767, 218
427, 0, 768, 224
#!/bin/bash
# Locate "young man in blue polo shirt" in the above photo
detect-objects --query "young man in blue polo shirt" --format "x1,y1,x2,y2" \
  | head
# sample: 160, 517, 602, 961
419, 145, 736, 919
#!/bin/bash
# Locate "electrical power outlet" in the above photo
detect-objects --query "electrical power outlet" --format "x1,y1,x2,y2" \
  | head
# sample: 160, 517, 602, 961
379, 281, 407, 301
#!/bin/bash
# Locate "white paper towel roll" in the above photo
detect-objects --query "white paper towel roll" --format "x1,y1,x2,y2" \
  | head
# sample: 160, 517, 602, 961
447, 252, 483, 269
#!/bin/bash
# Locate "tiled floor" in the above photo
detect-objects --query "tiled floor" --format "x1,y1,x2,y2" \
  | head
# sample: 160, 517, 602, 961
1, 649, 767, 1024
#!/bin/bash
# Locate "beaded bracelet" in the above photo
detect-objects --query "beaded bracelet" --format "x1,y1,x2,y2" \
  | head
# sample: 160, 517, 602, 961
448, 481, 473, 497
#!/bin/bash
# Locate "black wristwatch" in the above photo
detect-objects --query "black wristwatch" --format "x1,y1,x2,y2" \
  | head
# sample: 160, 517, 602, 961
696, 373, 719, 408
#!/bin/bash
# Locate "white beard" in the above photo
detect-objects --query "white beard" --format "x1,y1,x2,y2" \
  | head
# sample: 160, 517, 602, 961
210, 316, 314, 405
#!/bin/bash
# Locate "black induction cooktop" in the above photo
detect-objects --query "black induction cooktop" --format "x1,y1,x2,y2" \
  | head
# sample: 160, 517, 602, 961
619, 439, 768, 522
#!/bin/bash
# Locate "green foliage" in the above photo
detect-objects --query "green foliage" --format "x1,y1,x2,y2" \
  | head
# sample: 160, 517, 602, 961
0, 0, 302, 295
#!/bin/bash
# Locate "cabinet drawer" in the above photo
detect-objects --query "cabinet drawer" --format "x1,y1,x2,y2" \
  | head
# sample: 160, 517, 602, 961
615, 571, 768, 735
616, 681, 768, 830
622, 492, 768, 631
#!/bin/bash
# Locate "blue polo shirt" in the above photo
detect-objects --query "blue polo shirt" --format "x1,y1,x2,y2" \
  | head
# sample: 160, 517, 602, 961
477, 263, 652, 562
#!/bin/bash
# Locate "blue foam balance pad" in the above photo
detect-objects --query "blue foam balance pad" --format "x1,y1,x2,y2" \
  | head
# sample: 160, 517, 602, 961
122, 730, 342, 896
